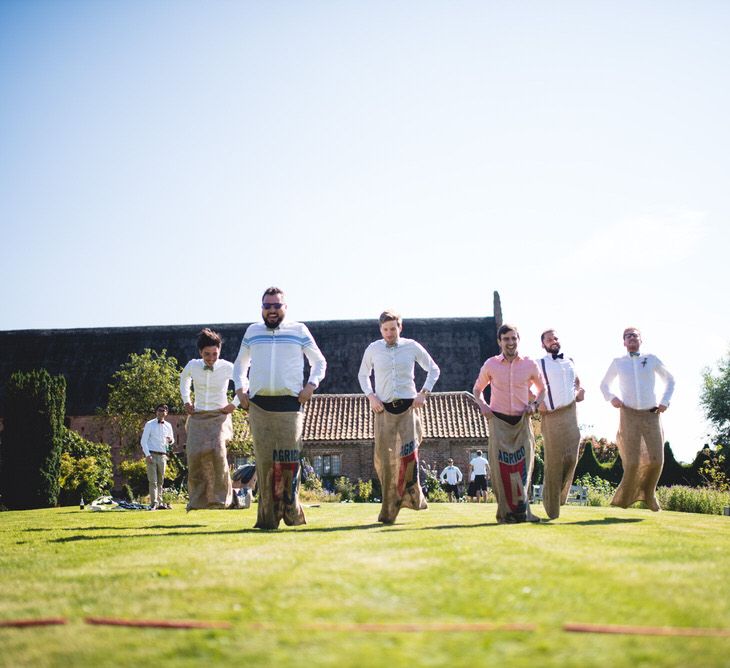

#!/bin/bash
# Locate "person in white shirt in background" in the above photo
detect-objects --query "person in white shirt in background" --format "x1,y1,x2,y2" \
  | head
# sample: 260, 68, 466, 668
600, 327, 675, 512
538, 329, 585, 519
140, 404, 174, 510
180, 328, 238, 510
358, 310, 440, 524
439, 459, 463, 502
234, 287, 326, 530
468, 450, 490, 503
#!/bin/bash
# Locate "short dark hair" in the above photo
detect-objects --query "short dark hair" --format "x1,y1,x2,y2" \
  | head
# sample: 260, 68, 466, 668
540, 329, 555, 343
156, 404, 169, 412
197, 328, 222, 351
379, 310, 402, 326
262, 286, 285, 302
497, 324, 519, 340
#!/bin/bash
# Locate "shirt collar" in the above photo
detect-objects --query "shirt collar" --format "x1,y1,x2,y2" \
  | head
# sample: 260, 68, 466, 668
497, 353, 524, 363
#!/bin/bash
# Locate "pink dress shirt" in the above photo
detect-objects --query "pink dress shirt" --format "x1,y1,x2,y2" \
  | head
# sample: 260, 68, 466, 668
474, 354, 543, 416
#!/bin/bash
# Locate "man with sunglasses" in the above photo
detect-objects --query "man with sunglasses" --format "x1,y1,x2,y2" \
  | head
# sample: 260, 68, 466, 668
358, 310, 440, 524
233, 287, 326, 529
600, 327, 675, 511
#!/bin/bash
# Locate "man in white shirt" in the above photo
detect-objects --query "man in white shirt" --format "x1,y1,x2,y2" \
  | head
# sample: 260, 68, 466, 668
468, 450, 490, 503
538, 329, 585, 519
234, 287, 326, 530
140, 404, 174, 510
180, 328, 238, 510
439, 459, 463, 502
600, 327, 675, 511
358, 310, 440, 523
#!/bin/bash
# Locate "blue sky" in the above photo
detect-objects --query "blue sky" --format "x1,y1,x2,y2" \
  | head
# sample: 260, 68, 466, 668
2, 1, 729, 462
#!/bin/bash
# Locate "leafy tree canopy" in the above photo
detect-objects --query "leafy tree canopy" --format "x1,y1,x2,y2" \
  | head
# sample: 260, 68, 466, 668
104, 349, 184, 445
701, 347, 730, 448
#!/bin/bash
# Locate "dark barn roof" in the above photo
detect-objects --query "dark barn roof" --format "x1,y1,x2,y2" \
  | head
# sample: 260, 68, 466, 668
0, 294, 501, 416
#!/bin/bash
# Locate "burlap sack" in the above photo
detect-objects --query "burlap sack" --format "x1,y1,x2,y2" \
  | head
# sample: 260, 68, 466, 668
249, 402, 306, 530
487, 414, 539, 523
541, 401, 581, 519
612, 406, 663, 511
374, 408, 427, 524
185, 410, 233, 510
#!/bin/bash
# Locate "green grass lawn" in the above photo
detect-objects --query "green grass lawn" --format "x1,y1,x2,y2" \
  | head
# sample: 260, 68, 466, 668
1, 502, 729, 667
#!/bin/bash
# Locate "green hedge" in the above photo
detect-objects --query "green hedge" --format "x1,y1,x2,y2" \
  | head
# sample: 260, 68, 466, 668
58, 427, 113, 505
0, 369, 66, 509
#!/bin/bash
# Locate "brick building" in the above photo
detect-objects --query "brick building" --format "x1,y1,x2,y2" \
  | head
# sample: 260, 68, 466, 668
1, 292, 502, 486
302, 392, 489, 485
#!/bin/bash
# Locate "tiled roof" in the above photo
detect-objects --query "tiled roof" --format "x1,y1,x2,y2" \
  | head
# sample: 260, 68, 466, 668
302, 392, 489, 442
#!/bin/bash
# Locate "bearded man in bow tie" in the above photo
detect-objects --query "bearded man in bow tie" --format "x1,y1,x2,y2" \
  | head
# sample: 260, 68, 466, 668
600, 327, 675, 511
537, 329, 585, 519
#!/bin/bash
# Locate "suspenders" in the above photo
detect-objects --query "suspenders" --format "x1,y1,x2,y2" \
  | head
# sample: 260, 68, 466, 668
541, 358, 555, 411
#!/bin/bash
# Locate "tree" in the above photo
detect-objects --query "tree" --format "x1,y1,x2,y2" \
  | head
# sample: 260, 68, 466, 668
701, 347, 730, 447
104, 349, 184, 453
0, 369, 66, 509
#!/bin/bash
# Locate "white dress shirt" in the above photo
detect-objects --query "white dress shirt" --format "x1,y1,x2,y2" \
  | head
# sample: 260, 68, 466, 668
600, 353, 675, 410
440, 465, 463, 485
233, 321, 326, 397
140, 418, 174, 457
539, 354, 578, 411
180, 359, 239, 410
358, 338, 440, 402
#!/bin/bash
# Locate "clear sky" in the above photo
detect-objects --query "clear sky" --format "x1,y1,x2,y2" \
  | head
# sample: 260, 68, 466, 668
2, 1, 729, 462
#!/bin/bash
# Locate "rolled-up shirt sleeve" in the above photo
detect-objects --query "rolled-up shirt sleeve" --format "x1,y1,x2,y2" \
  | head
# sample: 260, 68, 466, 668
140, 422, 152, 457
233, 337, 251, 392
656, 358, 675, 406
358, 347, 375, 395
302, 326, 326, 388
415, 343, 440, 391
600, 360, 618, 402
180, 361, 193, 405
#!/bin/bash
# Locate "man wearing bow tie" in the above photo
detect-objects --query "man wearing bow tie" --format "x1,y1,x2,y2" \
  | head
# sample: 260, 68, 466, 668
140, 404, 175, 510
358, 310, 440, 524
537, 330, 584, 519
600, 327, 675, 511
180, 328, 238, 510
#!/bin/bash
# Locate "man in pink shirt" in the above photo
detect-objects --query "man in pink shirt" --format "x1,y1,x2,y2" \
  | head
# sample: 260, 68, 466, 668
473, 324, 545, 523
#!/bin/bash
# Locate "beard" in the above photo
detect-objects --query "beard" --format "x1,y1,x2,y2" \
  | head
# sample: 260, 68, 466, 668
262, 312, 284, 329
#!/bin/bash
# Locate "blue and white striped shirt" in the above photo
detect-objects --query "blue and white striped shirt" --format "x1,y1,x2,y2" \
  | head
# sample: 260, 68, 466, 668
233, 322, 326, 397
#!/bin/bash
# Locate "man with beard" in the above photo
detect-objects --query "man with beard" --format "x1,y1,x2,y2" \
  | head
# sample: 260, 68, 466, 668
537, 329, 585, 519
233, 287, 326, 529
473, 324, 545, 523
358, 310, 440, 524
600, 327, 674, 512
180, 328, 238, 510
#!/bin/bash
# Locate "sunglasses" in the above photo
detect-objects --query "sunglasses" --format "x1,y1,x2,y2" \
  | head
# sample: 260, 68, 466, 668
262, 303, 284, 310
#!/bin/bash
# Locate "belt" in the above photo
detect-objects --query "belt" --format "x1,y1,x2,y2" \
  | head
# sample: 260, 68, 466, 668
382, 398, 413, 414
149, 451, 166, 455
